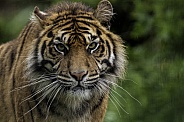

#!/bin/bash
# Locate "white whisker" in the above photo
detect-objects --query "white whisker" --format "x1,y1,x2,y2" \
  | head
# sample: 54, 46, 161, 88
20, 81, 58, 104
108, 97, 122, 117
110, 81, 142, 106
99, 78, 141, 105
104, 73, 122, 79
11, 75, 57, 93
19, 89, 50, 120
46, 85, 62, 120
123, 78, 138, 85
109, 93, 129, 114
98, 80, 127, 103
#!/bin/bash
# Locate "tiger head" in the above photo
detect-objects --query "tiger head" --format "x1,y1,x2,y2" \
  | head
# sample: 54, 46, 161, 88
26, 0, 126, 105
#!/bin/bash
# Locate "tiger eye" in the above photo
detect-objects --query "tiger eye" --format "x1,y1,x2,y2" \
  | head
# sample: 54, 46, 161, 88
88, 42, 98, 50
87, 42, 99, 54
54, 43, 66, 54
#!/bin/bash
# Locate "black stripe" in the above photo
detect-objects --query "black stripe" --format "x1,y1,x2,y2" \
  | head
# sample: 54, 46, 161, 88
97, 29, 102, 36
11, 75, 17, 121
107, 34, 117, 59
37, 23, 60, 40
78, 26, 90, 31
102, 59, 111, 67
53, 15, 93, 25
9, 49, 16, 71
21, 106, 25, 122
91, 95, 104, 113
105, 40, 111, 59
58, 20, 74, 28
87, 77, 98, 82
1, 73, 7, 116
99, 45, 105, 57
34, 38, 41, 57
53, 18, 65, 24
59, 74, 71, 79
31, 90, 44, 117
28, 102, 35, 122
93, 59, 101, 71
77, 30, 91, 35
107, 66, 116, 75
53, 16, 72, 24
41, 41, 46, 58
41, 60, 54, 72
47, 31, 53, 38
76, 16, 94, 20
61, 24, 74, 31
18, 22, 30, 39
17, 23, 33, 60
89, 72, 98, 77
60, 31, 72, 38
75, 20, 100, 28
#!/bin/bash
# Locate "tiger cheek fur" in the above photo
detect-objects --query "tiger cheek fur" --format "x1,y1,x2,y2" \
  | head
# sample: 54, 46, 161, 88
0, 0, 126, 122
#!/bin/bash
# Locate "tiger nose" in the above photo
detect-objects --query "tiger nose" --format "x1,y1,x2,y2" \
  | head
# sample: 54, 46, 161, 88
70, 70, 88, 81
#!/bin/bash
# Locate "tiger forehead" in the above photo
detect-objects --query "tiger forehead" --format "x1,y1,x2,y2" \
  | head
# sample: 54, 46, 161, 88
49, 11, 94, 24
50, 18, 99, 44
55, 31, 94, 45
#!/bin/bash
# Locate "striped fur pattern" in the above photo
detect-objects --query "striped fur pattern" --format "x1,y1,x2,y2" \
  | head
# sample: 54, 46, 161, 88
0, 0, 126, 122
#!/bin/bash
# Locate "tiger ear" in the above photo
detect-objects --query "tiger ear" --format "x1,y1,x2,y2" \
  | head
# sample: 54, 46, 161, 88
31, 6, 49, 26
94, 0, 113, 28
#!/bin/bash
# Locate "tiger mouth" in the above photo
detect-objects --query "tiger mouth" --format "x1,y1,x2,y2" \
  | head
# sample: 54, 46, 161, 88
52, 74, 99, 92
71, 85, 85, 91
63, 82, 96, 92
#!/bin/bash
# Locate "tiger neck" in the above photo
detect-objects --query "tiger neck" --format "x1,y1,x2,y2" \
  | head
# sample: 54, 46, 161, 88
35, 93, 109, 122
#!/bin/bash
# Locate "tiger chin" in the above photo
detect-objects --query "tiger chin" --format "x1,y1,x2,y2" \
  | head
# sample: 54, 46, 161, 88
0, 0, 126, 122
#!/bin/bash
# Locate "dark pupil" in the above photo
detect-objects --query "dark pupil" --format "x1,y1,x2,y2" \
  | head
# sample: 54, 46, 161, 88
56, 44, 65, 52
89, 42, 97, 49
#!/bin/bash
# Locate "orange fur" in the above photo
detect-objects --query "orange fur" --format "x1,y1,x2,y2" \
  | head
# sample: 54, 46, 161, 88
0, 1, 126, 122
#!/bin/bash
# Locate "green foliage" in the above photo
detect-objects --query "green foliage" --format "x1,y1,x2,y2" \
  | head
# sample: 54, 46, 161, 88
105, 0, 184, 121
0, 0, 184, 122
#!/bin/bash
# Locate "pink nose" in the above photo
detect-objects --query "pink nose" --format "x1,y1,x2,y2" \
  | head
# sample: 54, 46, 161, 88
70, 70, 88, 81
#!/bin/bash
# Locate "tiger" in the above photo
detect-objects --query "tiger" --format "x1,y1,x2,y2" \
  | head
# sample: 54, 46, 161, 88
0, 0, 126, 122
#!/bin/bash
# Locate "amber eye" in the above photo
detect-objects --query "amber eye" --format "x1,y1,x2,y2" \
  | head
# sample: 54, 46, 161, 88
87, 41, 99, 54
54, 43, 68, 55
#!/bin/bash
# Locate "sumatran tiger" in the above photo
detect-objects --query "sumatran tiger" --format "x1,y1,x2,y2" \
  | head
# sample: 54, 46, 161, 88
0, 0, 126, 122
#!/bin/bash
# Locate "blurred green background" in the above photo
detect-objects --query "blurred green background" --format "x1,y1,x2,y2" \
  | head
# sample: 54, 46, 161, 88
0, 0, 184, 122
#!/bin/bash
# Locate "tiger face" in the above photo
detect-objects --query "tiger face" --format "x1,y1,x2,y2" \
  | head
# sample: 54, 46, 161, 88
37, 21, 113, 99
26, 1, 126, 111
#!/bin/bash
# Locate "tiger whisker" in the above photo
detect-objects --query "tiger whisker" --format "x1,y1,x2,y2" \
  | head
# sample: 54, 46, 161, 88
110, 88, 127, 103
46, 85, 62, 120
19, 81, 60, 121
46, 83, 59, 107
28, 81, 59, 103
110, 92, 125, 107
20, 80, 58, 105
99, 81, 127, 103
27, 75, 57, 83
98, 81, 129, 115
104, 73, 138, 85
56, 86, 65, 103
10, 76, 56, 92
19, 90, 49, 120
11, 79, 46, 92
108, 97, 122, 117
104, 73, 122, 79
109, 92, 129, 114
108, 80, 142, 106
123, 78, 139, 85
